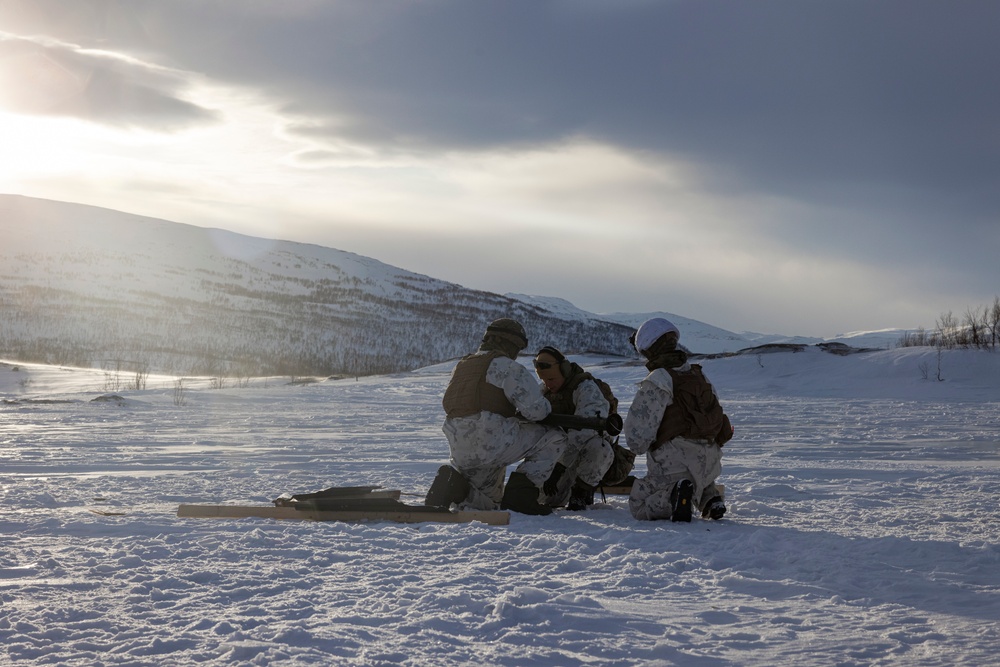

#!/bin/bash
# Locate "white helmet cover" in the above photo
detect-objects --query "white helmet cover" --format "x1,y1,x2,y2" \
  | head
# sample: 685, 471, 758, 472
633, 317, 680, 355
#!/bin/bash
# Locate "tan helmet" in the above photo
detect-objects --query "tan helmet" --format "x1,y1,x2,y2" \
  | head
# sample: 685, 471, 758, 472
485, 318, 528, 351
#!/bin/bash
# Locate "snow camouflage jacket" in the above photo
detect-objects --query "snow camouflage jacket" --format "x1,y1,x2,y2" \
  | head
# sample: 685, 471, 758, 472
542, 365, 612, 420
625, 363, 730, 456
543, 365, 633, 487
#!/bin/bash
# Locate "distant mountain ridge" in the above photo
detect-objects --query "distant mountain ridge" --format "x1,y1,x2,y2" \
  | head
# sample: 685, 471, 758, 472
1, 195, 640, 376
508, 295, 754, 354
507, 295, 907, 354
1, 195, 903, 376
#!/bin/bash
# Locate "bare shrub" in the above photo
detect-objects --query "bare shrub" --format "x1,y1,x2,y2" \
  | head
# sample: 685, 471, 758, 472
102, 360, 124, 392
936, 311, 958, 349
899, 328, 929, 348
173, 379, 187, 407
964, 306, 983, 349
128, 361, 149, 391
990, 296, 1000, 349
901, 299, 1000, 351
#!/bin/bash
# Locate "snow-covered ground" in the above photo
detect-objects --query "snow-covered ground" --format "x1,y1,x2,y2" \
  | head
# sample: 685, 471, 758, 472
1, 347, 998, 666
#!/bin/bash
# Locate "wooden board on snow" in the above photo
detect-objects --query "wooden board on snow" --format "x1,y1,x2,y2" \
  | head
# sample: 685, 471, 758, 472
177, 503, 510, 526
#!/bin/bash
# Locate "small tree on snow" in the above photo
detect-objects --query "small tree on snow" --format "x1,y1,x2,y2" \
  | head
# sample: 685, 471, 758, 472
989, 296, 1000, 349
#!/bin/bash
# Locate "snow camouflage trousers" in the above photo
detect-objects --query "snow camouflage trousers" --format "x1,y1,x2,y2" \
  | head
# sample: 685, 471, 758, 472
443, 412, 568, 511
546, 431, 615, 505
629, 437, 723, 521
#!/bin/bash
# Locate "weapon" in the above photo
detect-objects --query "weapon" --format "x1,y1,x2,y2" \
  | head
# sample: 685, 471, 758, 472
539, 412, 623, 437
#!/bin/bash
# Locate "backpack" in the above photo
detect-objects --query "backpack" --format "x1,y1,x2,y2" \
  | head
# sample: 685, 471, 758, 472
592, 376, 619, 416
657, 364, 727, 445
601, 441, 637, 487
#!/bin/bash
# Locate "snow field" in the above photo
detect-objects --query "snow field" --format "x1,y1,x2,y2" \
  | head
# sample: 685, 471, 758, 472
1, 349, 998, 666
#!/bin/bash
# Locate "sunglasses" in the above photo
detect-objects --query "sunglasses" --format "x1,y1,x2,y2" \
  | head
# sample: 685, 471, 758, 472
533, 359, 557, 370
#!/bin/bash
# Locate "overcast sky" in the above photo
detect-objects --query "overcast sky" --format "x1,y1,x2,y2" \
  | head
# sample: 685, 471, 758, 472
2, 1, 998, 337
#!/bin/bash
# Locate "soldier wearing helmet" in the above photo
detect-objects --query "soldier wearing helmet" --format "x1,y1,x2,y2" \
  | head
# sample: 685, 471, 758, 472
426, 318, 567, 515
625, 317, 732, 522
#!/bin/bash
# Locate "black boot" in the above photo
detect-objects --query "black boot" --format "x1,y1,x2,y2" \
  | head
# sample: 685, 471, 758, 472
670, 479, 694, 522
701, 496, 727, 520
425, 465, 469, 507
567, 480, 595, 511
500, 472, 552, 516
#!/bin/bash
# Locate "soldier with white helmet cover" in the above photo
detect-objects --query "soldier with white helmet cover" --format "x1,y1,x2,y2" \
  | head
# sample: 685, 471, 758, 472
624, 317, 733, 522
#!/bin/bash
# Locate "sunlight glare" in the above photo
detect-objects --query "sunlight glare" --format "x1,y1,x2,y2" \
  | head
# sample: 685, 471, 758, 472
0, 113, 91, 182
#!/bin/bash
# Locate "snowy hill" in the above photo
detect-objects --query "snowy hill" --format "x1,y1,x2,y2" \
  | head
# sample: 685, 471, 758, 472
1, 195, 908, 378
0, 195, 637, 376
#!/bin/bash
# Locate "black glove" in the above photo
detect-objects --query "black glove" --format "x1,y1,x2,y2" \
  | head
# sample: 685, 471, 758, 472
543, 463, 567, 497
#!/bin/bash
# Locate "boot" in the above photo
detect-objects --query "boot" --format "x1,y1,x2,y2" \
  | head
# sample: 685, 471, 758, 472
701, 496, 727, 520
567, 480, 595, 511
670, 479, 694, 522
425, 465, 469, 507
500, 472, 552, 516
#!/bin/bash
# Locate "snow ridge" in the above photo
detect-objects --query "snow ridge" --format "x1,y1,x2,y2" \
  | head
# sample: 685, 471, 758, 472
0, 196, 634, 376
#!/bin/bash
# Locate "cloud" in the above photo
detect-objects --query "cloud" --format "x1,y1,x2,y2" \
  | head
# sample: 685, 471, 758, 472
0, 33, 217, 130
8, 2, 998, 203
2, 1, 998, 336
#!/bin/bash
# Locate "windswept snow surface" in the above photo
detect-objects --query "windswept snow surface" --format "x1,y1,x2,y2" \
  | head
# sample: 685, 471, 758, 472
1, 347, 998, 666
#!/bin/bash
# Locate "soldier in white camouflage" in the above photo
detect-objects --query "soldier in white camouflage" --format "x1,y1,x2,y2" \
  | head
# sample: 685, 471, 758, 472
532, 346, 615, 510
426, 318, 568, 515
624, 318, 733, 522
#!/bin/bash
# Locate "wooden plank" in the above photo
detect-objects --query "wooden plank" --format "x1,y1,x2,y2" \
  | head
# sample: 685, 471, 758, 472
177, 504, 510, 526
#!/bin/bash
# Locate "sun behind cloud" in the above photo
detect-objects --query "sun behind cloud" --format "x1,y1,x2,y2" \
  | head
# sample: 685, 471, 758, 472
0, 112, 86, 184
